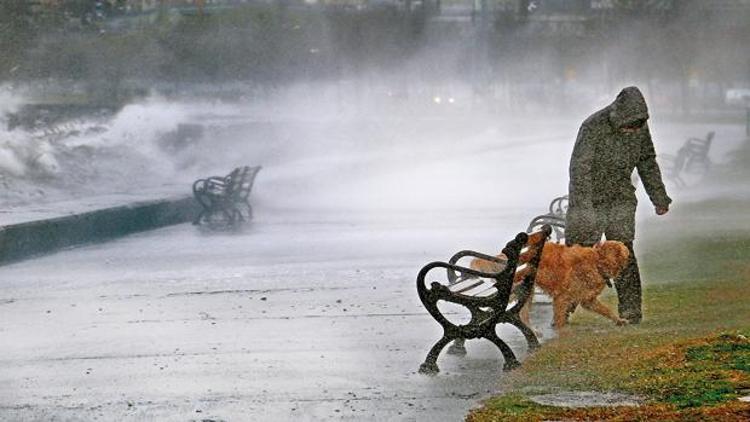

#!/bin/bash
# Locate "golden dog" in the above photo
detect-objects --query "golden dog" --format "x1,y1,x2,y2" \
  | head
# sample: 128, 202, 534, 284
471, 240, 630, 329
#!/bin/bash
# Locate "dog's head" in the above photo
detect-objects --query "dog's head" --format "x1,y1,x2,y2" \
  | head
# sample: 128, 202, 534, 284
594, 241, 630, 279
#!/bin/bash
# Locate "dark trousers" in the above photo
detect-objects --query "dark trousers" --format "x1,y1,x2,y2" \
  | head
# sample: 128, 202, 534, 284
615, 241, 642, 322
566, 203, 642, 322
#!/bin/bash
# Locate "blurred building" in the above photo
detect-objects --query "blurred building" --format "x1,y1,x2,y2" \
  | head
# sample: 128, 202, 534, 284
11, 0, 750, 115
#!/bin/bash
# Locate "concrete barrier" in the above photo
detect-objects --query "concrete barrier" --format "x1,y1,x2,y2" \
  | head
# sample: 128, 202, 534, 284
0, 196, 200, 265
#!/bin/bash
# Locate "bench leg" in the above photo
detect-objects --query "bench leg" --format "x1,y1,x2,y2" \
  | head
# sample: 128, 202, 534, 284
192, 210, 205, 225
231, 207, 244, 223
506, 315, 540, 352
222, 208, 236, 225
484, 330, 520, 371
419, 334, 453, 375
244, 199, 254, 220
446, 338, 467, 356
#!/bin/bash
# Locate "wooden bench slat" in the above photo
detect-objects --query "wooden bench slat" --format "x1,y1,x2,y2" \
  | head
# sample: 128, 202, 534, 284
472, 286, 497, 297
448, 278, 486, 293
452, 248, 544, 296
457, 281, 497, 297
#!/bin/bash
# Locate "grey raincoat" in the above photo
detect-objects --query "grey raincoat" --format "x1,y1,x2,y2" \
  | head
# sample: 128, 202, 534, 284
566, 86, 671, 244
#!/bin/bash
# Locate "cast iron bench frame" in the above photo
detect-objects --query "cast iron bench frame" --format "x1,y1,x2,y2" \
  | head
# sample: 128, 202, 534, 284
416, 225, 552, 374
192, 166, 261, 226
527, 195, 567, 243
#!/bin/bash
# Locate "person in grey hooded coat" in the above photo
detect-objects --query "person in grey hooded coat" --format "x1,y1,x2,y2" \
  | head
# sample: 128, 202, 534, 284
566, 86, 671, 324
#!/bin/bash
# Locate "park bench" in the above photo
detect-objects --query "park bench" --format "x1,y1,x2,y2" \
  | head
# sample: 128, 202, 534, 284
660, 131, 714, 188
416, 225, 552, 374
527, 195, 567, 243
192, 166, 261, 226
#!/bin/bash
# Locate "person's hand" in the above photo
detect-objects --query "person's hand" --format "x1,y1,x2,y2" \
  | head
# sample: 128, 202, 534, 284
655, 205, 669, 215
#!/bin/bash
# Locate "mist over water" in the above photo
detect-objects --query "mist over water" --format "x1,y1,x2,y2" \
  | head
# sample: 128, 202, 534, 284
1, 80, 748, 225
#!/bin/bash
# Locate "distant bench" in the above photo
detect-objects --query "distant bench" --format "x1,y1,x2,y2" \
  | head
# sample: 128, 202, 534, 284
416, 225, 552, 374
192, 166, 261, 226
660, 131, 714, 188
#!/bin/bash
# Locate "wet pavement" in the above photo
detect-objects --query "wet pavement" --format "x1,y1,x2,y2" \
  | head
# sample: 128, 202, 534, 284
528, 391, 644, 408
0, 209, 554, 421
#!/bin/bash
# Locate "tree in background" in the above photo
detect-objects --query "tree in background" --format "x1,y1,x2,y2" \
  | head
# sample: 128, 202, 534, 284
0, 0, 36, 80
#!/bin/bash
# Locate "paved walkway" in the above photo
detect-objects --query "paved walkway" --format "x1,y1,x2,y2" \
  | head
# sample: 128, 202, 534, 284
0, 210, 554, 421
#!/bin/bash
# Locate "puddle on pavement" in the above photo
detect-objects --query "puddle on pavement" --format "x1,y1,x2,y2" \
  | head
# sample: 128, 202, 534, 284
528, 391, 644, 408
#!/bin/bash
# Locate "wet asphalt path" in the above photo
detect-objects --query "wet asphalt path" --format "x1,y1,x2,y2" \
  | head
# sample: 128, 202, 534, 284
0, 210, 554, 421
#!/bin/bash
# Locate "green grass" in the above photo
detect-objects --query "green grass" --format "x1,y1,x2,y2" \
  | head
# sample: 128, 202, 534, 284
467, 199, 750, 421
631, 333, 750, 408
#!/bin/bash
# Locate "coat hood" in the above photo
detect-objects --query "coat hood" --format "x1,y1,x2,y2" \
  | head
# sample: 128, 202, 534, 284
609, 86, 649, 128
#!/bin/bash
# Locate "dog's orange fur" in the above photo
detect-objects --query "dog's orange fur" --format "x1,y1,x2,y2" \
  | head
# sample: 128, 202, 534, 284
469, 257, 505, 274
536, 241, 630, 328
470, 240, 630, 329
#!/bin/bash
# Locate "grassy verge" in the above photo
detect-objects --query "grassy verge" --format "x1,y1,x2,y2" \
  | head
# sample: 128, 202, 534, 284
467, 200, 750, 421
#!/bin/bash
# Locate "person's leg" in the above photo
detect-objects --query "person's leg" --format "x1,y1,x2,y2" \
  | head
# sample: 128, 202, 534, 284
565, 205, 603, 247
604, 202, 642, 324
614, 241, 642, 323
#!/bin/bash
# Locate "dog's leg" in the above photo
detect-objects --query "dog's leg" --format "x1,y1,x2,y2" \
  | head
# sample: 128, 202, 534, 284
518, 293, 544, 338
581, 299, 629, 326
519, 293, 532, 327
552, 298, 569, 329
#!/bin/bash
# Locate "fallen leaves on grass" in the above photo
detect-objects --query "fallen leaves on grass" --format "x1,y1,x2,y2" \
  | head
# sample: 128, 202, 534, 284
468, 332, 750, 421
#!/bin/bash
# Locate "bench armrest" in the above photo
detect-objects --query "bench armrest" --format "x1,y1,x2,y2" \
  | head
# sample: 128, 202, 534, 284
447, 250, 507, 283
417, 261, 512, 303
448, 250, 506, 266
548, 195, 569, 216
527, 214, 565, 234
193, 176, 228, 191
417, 260, 516, 327
421, 260, 507, 281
